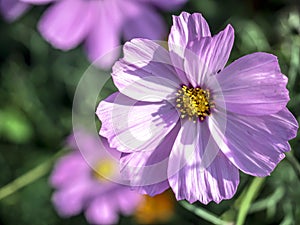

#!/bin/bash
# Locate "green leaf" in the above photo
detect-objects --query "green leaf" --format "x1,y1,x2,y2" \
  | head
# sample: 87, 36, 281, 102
0, 108, 33, 143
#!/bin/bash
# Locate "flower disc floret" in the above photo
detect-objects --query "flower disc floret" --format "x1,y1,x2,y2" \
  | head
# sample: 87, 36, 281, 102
176, 85, 211, 122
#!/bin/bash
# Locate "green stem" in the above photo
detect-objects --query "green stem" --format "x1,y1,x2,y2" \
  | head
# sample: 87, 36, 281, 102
248, 187, 284, 214
0, 149, 66, 201
236, 177, 265, 225
179, 201, 230, 225
285, 151, 300, 181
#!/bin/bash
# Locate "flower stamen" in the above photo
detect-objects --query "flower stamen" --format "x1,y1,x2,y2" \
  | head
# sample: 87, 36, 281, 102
176, 85, 212, 122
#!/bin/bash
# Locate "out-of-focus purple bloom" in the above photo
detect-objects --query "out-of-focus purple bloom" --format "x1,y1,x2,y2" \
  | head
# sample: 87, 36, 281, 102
96, 12, 299, 204
50, 130, 142, 225
19, 0, 187, 69
0, 0, 29, 22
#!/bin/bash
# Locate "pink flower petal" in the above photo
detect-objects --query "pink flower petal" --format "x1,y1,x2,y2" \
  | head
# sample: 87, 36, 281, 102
208, 108, 297, 177
184, 25, 234, 87
20, 0, 55, 4
120, 123, 180, 196
169, 12, 211, 49
136, 0, 187, 10
85, 196, 118, 225
168, 12, 212, 84
168, 120, 239, 204
115, 188, 142, 215
0, 0, 29, 22
50, 152, 90, 189
122, 0, 166, 41
84, 0, 121, 69
68, 130, 121, 169
209, 52, 289, 115
96, 92, 179, 153
112, 38, 180, 102
52, 179, 93, 217
38, 0, 95, 50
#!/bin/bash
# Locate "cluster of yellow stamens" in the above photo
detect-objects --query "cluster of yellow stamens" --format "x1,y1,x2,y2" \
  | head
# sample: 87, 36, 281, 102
176, 85, 212, 122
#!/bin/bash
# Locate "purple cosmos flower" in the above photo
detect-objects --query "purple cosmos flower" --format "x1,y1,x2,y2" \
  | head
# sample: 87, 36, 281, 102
96, 12, 299, 204
0, 0, 29, 22
50, 130, 142, 224
19, 0, 187, 69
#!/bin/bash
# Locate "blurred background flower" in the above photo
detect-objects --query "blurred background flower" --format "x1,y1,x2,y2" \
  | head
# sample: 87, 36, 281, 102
14, 0, 187, 69
0, 0, 29, 22
50, 130, 142, 225
50, 129, 176, 225
134, 190, 175, 225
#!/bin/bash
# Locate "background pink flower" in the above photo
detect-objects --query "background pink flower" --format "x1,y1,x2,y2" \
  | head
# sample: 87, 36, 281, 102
50, 130, 142, 225
0, 0, 29, 22
20, 0, 187, 69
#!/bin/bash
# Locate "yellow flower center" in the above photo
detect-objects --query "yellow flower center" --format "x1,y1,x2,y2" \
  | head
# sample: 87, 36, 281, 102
93, 159, 116, 182
176, 85, 212, 122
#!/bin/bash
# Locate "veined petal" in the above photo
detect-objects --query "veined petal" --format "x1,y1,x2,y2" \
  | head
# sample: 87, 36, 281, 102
96, 92, 179, 153
84, 0, 121, 69
169, 12, 211, 50
264, 108, 298, 141
38, 0, 95, 50
209, 108, 297, 177
120, 123, 180, 196
168, 12, 211, 84
112, 39, 180, 102
184, 25, 234, 87
168, 120, 239, 204
210, 52, 289, 115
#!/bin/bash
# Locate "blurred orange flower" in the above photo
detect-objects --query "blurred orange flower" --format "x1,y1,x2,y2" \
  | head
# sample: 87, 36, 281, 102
134, 190, 175, 224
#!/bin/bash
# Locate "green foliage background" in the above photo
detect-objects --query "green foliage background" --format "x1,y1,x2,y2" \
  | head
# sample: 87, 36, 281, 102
0, 0, 300, 224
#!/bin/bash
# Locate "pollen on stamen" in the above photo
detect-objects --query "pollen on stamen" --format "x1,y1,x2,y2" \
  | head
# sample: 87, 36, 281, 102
175, 85, 212, 122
